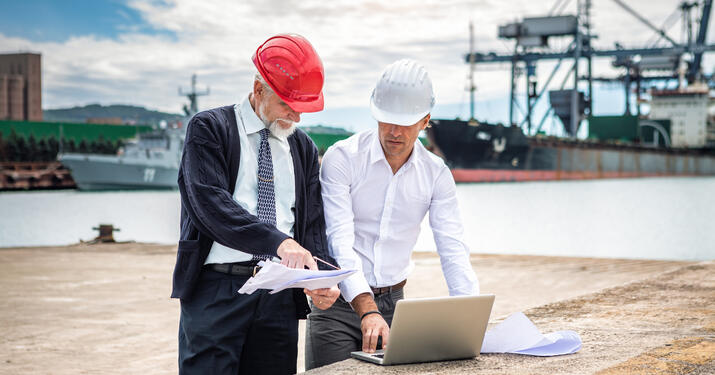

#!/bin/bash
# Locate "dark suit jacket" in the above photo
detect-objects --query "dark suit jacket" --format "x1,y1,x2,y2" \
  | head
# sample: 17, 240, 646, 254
171, 104, 334, 319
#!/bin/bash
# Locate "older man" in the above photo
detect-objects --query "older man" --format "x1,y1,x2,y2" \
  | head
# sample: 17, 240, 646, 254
305, 59, 480, 369
172, 34, 339, 375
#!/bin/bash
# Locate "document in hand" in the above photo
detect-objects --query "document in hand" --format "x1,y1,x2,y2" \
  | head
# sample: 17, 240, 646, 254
480, 312, 582, 356
237, 260, 357, 295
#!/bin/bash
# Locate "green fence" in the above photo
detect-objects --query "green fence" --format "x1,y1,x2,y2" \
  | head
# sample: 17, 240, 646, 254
0, 120, 153, 143
0, 120, 155, 162
308, 132, 352, 154
2, 120, 424, 158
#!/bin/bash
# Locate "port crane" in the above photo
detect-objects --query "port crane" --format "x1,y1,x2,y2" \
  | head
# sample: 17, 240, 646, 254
465, 0, 714, 137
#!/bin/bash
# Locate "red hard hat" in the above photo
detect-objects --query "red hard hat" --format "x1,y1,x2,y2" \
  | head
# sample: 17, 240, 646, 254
252, 34, 325, 113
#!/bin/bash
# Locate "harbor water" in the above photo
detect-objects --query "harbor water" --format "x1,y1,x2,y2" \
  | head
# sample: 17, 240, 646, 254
1, 177, 713, 261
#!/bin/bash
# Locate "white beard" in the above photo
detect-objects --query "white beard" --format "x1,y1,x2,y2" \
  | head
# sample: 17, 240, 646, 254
258, 101, 297, 140
268, 119, 297, 140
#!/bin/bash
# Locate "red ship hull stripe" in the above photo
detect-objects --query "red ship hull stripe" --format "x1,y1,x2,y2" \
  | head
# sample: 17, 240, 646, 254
450, 169, 703, 182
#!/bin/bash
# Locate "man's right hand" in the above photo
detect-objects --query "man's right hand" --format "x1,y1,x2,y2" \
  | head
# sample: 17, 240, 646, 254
276, 238, 318, 270
361, 311, 390, 353
351, 293, 390, 353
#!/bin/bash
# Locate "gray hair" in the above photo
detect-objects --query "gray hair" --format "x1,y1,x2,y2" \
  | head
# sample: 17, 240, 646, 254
254, 72, 275, 97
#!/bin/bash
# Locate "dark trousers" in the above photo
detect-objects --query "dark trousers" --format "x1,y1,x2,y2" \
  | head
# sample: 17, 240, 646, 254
304, 289, 403, 370
178, 268, 298, 375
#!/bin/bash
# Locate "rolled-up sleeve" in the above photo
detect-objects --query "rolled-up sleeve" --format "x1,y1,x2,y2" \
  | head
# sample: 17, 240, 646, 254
429, 166, 480, 295
178, 114, 289, 255
320, 147, 372, 302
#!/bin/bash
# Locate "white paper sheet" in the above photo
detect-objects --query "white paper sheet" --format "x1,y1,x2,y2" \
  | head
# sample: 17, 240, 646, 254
480, 312, 582, 356
237, 261, 357, 295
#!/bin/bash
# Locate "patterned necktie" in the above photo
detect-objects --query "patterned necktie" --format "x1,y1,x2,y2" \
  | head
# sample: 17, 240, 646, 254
253, 128, 276, 262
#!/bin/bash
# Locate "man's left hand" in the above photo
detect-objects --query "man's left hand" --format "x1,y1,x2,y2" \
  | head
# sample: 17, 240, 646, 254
304, 286, 340, 310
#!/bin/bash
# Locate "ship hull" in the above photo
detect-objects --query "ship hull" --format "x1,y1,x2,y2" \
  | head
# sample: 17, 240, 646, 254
60, 154, 178, 190
428, 119, 715, 182
451, 169, 708, 183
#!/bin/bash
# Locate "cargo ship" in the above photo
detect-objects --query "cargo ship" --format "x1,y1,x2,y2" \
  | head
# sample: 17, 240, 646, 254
427, 116, 715, 183
427, 1, 715, 182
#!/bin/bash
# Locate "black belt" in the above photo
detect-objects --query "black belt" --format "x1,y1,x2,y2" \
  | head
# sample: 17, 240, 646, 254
207, 262, 261, 276
371, 279, 407, 295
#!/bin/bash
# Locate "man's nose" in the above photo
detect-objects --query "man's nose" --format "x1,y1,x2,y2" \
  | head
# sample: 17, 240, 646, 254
389, 125, 402, 137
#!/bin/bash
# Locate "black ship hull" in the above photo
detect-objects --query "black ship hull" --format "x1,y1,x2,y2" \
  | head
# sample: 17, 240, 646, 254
427, 119, 715, 182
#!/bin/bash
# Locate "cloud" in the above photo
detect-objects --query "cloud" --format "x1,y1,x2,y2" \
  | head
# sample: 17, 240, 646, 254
0, 0, 711, 123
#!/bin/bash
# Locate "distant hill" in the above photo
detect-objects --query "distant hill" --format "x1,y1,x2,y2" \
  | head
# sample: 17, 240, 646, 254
43, 104, 183, 125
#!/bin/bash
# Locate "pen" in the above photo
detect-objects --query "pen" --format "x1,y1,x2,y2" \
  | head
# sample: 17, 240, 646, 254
313, 256, 340, 270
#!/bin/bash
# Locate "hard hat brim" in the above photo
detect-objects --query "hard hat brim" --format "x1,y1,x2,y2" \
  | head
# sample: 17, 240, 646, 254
370, 99, 430, 126
278, 91, 324, 113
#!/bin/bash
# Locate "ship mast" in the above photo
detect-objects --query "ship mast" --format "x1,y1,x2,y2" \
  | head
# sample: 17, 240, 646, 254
179, 74, 210, 117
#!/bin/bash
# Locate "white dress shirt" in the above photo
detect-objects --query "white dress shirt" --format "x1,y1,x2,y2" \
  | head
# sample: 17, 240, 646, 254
204, 95, 295, 264
320, 129, 479, 302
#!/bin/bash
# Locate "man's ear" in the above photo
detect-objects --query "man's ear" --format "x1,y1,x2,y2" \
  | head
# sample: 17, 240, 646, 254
421, 114, 432, 130
253, 80, 263, 101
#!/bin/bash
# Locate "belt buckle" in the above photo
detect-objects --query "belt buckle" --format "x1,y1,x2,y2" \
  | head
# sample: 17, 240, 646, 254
252, 266, 260, 276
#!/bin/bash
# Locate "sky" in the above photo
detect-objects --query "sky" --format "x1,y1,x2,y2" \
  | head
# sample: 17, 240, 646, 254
0, 0, 712, 133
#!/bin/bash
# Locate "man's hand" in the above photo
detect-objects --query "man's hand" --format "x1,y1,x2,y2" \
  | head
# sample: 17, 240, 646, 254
351, 293, 390, 353
276, 238, 318, 270
361, 313, 389, 353
304, 286, 340, 310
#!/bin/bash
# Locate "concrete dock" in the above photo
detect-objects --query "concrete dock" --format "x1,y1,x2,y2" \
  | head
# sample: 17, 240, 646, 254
0, 243, 712, 374
307, 260, 715, 374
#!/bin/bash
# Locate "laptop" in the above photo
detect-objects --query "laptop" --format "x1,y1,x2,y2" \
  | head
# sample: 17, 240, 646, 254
350, 294, 495, 366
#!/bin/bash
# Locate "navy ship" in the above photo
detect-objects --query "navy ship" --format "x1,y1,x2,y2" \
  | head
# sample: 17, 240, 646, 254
59, 75, 207, 190
59, 127, 185, 190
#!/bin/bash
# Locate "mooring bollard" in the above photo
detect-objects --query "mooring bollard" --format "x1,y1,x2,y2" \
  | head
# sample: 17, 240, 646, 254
92, 224, 121, 243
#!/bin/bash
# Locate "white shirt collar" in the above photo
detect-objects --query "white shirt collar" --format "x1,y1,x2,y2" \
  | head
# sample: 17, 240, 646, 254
240, 95, 267, 135
368, 130, 386, 165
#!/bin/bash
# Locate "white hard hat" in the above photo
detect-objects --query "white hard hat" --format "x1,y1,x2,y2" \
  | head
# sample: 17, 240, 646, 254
370, 59, 435, 126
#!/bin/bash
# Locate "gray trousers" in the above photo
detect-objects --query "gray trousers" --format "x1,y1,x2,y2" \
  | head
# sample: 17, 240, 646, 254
305, 289, 404, 370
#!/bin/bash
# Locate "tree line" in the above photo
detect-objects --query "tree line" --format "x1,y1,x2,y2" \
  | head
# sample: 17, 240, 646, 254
0, 130, 123, 162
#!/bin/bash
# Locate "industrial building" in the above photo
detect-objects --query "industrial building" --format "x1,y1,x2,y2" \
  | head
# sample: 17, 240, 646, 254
0, 53, 42, 121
